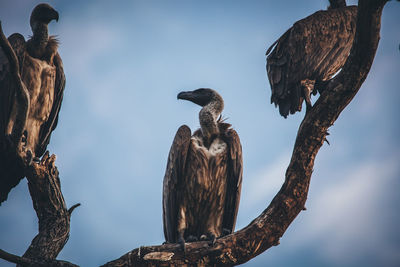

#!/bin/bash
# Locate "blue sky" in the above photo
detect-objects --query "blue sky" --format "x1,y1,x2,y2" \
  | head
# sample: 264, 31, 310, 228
0, 1, 399, 266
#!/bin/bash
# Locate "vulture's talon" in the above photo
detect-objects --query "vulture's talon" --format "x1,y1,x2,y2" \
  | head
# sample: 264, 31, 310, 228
186, 235, 198, 242
200, 234, 208, 241
222, 228, 231, 236
25, 150, 33, 166
208, 234, 216, 246
178, 237, 186, 252
21, 130, 28, 145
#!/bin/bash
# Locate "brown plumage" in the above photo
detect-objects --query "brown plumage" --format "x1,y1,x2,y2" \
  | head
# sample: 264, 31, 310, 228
0, 4, 65, 203
163, 89, 242, 250
266, 5, 357, 118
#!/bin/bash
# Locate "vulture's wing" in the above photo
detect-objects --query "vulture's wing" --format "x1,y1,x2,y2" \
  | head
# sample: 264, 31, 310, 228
0, 33, 26, 204
266, 6, 357, 117
222, 128, 243, 234
0, 33, 25, 140
163, 125, 191, 242
36, 52, 65, 157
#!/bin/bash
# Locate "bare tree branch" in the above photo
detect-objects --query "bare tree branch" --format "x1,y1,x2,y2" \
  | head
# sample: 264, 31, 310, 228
17, 152, 79, 266
101, 0, 388, 266
0, 0, 390, 266
0, 152, 79, 267
0, 248, 78, 267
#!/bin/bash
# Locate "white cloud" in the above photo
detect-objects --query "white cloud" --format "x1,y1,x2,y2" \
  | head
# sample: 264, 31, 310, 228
288, 152, 400, 265
242, 151, 291, 207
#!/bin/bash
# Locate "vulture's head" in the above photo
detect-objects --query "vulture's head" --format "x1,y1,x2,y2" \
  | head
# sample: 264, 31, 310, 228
178, 88, 222, 107
30, 3, 59, 29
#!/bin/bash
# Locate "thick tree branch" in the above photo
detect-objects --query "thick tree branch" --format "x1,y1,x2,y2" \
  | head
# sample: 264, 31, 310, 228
0, 152, 79, 267
0, 0, 389, 266
0, 248, 78, 267
102, 0, 387, 266
18, 152, 79, 266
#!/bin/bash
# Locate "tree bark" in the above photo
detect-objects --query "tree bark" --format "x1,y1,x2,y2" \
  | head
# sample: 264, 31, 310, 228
0, 152, 79, 266
18, 152, 79, 266
101, 0, 387, 266
0, 0, 389, 266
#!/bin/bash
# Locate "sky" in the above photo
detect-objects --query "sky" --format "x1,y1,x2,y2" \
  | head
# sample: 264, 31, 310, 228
0, 0, 399, 266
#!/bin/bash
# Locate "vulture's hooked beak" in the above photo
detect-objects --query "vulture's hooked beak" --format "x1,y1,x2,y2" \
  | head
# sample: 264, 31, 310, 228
177, 89, 215, 107
177, 91, 194, 101
53, 10, 59, 22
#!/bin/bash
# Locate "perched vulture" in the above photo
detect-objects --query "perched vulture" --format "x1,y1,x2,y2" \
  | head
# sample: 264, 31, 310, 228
266, 5, 357, 118
163, 88, 242, 250
0, 3, 65, 203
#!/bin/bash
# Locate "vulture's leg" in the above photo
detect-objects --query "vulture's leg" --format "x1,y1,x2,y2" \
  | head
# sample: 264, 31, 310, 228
301, 79, 315, 114
200, 232, 216, 246
21, 130, 27, 145
222, 228, 231, 236
177, 206, 187, 251
186, 235, 198, 242
20, 130, 35, 165
314, 79, 330, 95
25, 149, 33, 166
177, 232, 186, 252
208, 233, 216, 246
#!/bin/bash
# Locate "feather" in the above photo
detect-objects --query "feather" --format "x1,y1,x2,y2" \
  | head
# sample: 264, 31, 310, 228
266, 6, 357, 118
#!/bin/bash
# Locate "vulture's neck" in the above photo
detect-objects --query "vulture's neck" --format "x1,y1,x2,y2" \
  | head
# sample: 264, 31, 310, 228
31, 23, 49, 49
199, 94, 224, 142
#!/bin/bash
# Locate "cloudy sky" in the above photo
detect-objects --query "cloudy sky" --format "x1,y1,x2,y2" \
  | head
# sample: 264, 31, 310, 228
0, 0, 399, 266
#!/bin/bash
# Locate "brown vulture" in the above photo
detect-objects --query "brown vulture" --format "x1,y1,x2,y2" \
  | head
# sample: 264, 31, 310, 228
0, 3, 65, 203
163, 88, 242, 250
266, 4, 357, 118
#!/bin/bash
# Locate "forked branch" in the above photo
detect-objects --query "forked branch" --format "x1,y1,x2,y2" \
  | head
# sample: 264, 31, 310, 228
101, 0, 388, 266
0, 0, 389, 266
0, 153, 79, 267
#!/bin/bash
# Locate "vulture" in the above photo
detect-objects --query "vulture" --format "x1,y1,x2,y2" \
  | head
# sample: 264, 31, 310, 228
163, 88, 242, 250
0, 3, 65, 203
266, 4, 357, 118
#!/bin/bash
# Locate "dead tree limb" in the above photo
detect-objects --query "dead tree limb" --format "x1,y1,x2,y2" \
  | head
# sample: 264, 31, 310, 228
0, 0, 389, 266
0, 248, 78, 267
19, 152, 79, 266
101, 0, 388, 266
0, 152, 79, 267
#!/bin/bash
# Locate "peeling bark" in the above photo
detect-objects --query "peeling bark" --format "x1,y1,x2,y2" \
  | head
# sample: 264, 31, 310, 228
0, 0, 389, 266
102, 0, 387, 266
0, 153, 79, 267
18, 153, 75, 264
